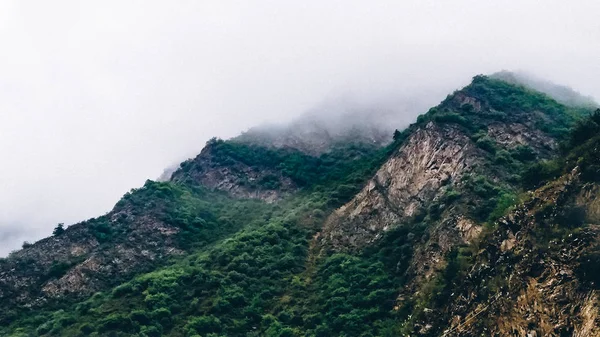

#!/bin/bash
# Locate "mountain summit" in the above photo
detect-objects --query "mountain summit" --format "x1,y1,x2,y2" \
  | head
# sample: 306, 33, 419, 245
1, 74, 599, 336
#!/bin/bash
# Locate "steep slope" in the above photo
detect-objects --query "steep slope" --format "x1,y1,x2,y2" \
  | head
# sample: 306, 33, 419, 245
169, 137, 389, 203
1, 74, 597, 337
420, 117, 600, 336
323, 122, 481, 250
439, 171, 600, 336
0, 131, 389, 334
321, 75, 584, 290
0, 182, 271, 318
170, 139, 299, 202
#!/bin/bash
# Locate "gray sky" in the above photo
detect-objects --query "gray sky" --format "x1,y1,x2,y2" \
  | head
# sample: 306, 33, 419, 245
1, 0, 599, 255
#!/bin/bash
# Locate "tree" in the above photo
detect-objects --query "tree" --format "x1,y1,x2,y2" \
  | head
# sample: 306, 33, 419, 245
393, 129, 402, 141
53, 223, 65, 236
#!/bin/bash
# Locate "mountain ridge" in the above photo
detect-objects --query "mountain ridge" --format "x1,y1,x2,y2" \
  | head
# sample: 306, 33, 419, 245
1, 73, 598, 336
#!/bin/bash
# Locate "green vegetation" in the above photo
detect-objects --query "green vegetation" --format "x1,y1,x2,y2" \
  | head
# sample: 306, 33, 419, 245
2, 137, 402, 336
2, 76, 598, 337
521, 109, 600, 188
204, 138, 392, 199
52, 223, 65, 236
1, 129, 421, 336
3, 190, 417, 336
414, 75, 587, 141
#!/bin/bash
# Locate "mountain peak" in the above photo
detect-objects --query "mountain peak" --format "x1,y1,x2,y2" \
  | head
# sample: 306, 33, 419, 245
490, 70, 598, 108
2, 74, 599, 336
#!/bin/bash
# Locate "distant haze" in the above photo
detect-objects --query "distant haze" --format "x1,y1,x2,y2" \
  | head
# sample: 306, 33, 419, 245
1, 1, 600, 255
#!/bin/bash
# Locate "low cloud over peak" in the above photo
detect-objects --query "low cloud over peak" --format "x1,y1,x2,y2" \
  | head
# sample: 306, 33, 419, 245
1, 1, 600, 255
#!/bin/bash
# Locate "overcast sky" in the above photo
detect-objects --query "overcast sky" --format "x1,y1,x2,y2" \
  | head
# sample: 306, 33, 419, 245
1, 1, 599, 255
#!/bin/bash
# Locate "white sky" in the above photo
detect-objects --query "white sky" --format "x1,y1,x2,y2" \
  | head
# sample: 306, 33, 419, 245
1, 0, 599, 255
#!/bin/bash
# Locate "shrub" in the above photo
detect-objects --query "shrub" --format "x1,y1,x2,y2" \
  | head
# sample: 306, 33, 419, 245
98, 314, 133, 332
130, 310, 151, 325
79, 323, 94, 334
476, 136, 498, 154
46, 262, 73, 280
140, 325, 162, 337
52, 223, 65, 236
488, 193, 518, 222
433, 112, 470, 128
510, 145, 536, 162
556, 205, 586, 228
494, 150, 512, 165
112, 282, 135, 297
521, 160, 562, 189
185, 316, 222, 334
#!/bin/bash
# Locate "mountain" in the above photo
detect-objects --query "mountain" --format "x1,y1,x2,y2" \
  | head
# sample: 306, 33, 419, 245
1, 73, 599, 336
491, 70, 598, 109
233, 94, 433, 156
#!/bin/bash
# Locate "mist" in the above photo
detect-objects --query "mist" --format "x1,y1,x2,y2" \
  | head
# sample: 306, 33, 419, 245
1, 1, 600, 255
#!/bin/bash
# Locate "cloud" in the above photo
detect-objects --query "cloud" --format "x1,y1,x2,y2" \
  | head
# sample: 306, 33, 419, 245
1, 0, 599, 255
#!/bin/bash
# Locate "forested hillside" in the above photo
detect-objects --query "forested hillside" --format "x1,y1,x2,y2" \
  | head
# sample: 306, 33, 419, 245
1, 75, 598, 336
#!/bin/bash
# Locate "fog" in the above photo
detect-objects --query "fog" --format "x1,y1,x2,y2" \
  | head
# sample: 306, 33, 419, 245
1, 1, 599, 255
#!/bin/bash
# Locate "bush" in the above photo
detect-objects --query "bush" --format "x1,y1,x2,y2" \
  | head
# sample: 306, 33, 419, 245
112, 282, 135, 297
140, 325, 162, 337
556, 205, 586, 228
185, 316, 222, 334
79, 323, 94, 334
52, 223, 65, 236
46, 262, 73, 280
476, 136, 498, 154
130, 310, 151, 325
510, 145, 536, 162
494, 150, 512, 165
98, 314, 133, 332
488, 193, 518, 222
521, 160, 562, 189
433, 112, 470, 128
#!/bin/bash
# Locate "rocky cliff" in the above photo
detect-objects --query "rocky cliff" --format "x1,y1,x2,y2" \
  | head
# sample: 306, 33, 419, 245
0, 183, 195, 310
323, 122, 480, 249
321, 75, 573, 290
436, 170, 600, 336
1, 73, 598, 336
170, 139, 298, 202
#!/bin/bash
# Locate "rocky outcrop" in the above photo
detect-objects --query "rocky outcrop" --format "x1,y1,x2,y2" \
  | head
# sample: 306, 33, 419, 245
0, 197, 183, 308
322, 122, 482, 250
439, 172, 600, 336
170, 143, 297, 202
2, 74, 593, 335
487, 122, 556, 154
318, 79, 574, 312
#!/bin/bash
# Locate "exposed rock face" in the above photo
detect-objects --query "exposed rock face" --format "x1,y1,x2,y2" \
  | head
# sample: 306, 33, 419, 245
487, 122, 556, 154
319, 80, 572, 307
323, 122, 481, 250
1, 74, 594, 335
440, 172, 600, 336
0, 199, 182, 308
170, 143, 297, 202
